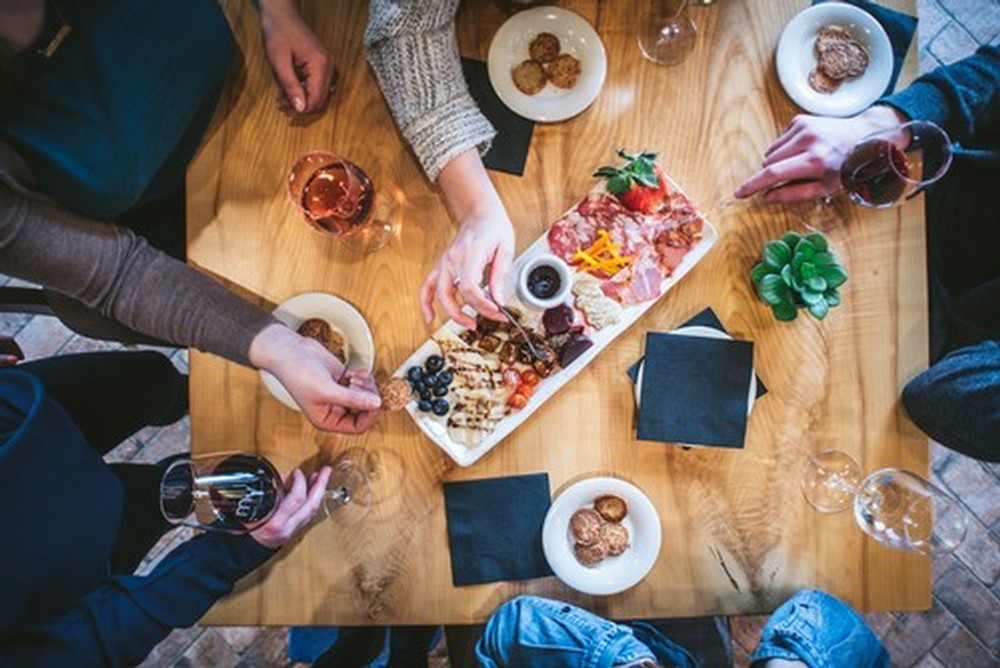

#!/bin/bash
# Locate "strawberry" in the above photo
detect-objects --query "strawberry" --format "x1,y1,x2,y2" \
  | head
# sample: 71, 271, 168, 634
593, 149, 670, 214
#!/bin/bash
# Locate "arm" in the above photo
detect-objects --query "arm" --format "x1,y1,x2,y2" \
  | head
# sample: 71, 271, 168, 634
256, 0, 336, 115
0, 186, 380, 429
366, 0, 512, 327
881, 45, 1000, 144
0, 468, 331, 668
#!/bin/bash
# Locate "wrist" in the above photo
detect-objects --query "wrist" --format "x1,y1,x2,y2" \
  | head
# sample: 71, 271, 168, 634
248, 323, 300, 373
860, 104, 909, 131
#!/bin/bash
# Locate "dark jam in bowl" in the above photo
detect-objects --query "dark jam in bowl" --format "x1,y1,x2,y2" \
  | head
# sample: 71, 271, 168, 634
528, 265, 561, 300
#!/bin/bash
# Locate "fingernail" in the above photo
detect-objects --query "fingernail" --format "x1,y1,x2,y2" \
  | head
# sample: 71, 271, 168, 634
292, 96, 305, 113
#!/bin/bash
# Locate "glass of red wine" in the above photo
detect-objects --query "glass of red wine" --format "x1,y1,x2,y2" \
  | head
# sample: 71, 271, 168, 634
287, 152, 398, 253
840, 120, 952, 209
160, 452, 373, 534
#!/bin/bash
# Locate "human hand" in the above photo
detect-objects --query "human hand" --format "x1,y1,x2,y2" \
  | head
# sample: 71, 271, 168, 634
249, 324, 381, 433
0, 336, 23, 367
421, 206, 515, 329
257, 0, 336, 115
251, 466, 332, 549
735, 105, 907, 204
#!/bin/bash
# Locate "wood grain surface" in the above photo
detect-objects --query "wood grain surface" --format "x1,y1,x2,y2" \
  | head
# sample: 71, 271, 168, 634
187, 0, 929, 625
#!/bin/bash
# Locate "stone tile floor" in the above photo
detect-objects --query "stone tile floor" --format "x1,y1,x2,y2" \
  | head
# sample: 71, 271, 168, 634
3, 1, 998, 665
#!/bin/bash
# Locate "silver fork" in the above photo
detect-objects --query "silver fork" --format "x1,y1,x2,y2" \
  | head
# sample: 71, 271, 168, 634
483, 288, 552, 363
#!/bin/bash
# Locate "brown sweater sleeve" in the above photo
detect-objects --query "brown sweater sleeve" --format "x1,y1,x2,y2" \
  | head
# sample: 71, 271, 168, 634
0, 184, 277, 366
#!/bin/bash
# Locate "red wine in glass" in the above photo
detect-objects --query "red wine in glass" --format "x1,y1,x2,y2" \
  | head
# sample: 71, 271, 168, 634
840, 138, 910, 208
839, 120, 952, 209
207, 453, 282, 530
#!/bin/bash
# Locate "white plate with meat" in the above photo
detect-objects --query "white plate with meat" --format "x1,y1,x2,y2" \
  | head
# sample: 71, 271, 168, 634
393, 152, 719, 466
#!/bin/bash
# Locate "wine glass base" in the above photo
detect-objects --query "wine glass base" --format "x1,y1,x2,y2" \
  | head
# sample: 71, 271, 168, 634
339, 219, 396, 254
801, 450, 861, 513
323, 457, 374, 526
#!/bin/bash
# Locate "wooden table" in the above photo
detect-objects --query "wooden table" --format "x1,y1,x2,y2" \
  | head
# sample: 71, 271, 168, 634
187, 0, 929, 625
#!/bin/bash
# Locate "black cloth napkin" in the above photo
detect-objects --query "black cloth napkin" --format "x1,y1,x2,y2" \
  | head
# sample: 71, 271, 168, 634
628, 308, 767, 399
635, 332, 755, 448
443, 473, 553, 586
461, 58, 534, 176
813, 0, 918, 96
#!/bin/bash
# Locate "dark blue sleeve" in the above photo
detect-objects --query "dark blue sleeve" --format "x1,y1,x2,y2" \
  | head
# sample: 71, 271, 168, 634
880, 45, 1000, 144
0, 532, 275, 668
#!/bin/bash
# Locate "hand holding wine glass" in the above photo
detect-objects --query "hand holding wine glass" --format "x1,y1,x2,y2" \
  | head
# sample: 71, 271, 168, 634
251, 467, 333, 549
735, 106, 911, 203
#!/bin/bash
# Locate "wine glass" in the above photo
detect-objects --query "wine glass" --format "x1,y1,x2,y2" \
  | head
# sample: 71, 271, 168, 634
638, 0, 698, 66
287, 151, 398, 253
840, 120, 952, 208
160, 452, 373, 534
801, 450, 968, 555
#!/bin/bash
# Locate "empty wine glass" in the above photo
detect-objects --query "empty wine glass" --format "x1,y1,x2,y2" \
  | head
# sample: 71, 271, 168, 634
840, 120, 952, 208
287, 151, 399, 253
160, 452, 373, 534
638, 0, 698, 66
801, 450, 967, 555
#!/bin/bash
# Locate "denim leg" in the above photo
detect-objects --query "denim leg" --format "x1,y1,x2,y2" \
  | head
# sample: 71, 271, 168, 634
750, 590, 888, 668
902, 340, 1000, 463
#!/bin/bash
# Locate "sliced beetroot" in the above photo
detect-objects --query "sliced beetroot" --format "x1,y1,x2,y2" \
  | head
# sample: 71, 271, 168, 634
559, 334, 593, 367
543, 303, 575, 335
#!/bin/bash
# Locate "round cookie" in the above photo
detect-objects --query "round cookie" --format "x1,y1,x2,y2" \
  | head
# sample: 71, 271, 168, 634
529, 32, 561, 63
599, 522, 630, 557
380, 377, 412, 411
512, 59, 546, 95
808, 68, 842, 94
594, 494, 628, 523
574, 540, 608, 567
570, 508, 604, 546
818, 42, 853, 80
545, 54, 581, 89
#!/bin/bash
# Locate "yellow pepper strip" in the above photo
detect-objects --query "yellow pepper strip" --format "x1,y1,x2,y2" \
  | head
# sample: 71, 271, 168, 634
570, 229, 634, 277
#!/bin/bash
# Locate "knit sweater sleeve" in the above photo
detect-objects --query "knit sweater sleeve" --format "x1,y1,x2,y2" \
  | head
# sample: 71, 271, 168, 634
365, 0, 496, 182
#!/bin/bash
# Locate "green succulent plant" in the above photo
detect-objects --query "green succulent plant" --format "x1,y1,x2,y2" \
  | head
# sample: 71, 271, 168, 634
751, 231, 848, 321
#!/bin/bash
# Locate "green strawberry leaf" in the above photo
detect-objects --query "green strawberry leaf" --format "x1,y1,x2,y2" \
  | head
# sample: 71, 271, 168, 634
773, 301, 798, 321
763, 240, 792, 269
758, 274, 789, 306
808, 298, 830, 320
633, 171, 660, 188
608, 175, 631, 195
593, 166, 619, 178
805, 232, 829, 252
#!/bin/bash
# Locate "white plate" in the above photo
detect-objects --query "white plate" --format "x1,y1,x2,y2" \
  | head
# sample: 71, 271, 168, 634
260, 292, 375, 411
633, 325, 757, 416
542, 477, 662, 596
487, 6, 607, 122
776, 3, 893, 117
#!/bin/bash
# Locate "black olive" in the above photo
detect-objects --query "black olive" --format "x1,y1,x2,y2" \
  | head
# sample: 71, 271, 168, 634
417, 400, 433, 413
419, 389, 433, 402
425, 355, 445, 372
432, 399, 450, 416
437, 370, 454, 386
407, 366, 424, 382
432, 384, 449, 397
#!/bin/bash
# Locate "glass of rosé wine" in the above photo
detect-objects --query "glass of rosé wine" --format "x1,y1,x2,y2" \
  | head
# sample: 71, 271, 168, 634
287, 151, 398, 253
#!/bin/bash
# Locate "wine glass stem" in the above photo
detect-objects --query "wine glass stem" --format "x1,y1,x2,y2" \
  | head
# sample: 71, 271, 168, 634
326, 487, 351, 506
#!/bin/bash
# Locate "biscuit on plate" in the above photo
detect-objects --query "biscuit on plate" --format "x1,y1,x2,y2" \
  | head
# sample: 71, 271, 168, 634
574, 540, 608, 567
594, 494, 628, 523
808, 67, 842, 94
529, 32, 561, 63
818, 42, 854, 80
599, 522, 630, 556
570, 508, 604, 546
380, 377, 412, 411
545, 53, 581, 89
297, 318, 349, 364
512, 60, 546, 95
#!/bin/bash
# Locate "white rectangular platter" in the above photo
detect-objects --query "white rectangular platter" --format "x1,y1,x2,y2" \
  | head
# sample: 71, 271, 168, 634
394, 180, 718, 467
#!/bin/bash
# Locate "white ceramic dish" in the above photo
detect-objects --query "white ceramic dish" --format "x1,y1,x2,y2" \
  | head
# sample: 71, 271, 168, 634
260, 292, 375, 411
487, 6, 607, 122
776, 2, 893, 117
633, 325, 756, 415
517, 253, 573, 311
542, 477, 662, 596
394, 173, 718, 467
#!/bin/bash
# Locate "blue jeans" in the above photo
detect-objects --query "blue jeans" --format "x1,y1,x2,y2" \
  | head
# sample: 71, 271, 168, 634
475, 590, 888, 668
902, 340, 1000, 463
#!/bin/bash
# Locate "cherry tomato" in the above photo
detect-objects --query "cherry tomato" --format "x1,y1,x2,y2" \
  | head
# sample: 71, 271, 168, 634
508, 393, 528, 409
502, 368, 522, 389
515, 383, 535, 398
520, 370, 540, 386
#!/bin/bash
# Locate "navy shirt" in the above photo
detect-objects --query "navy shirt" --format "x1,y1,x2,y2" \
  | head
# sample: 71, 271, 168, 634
0, 371, 276, 666
0, 0, 234, 219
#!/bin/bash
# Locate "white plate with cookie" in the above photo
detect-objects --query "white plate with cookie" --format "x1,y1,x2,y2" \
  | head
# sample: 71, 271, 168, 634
488, 6, 607, 122
260, 292, 375, 412
542, 477, 661, 596
776, 3, 893, 117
